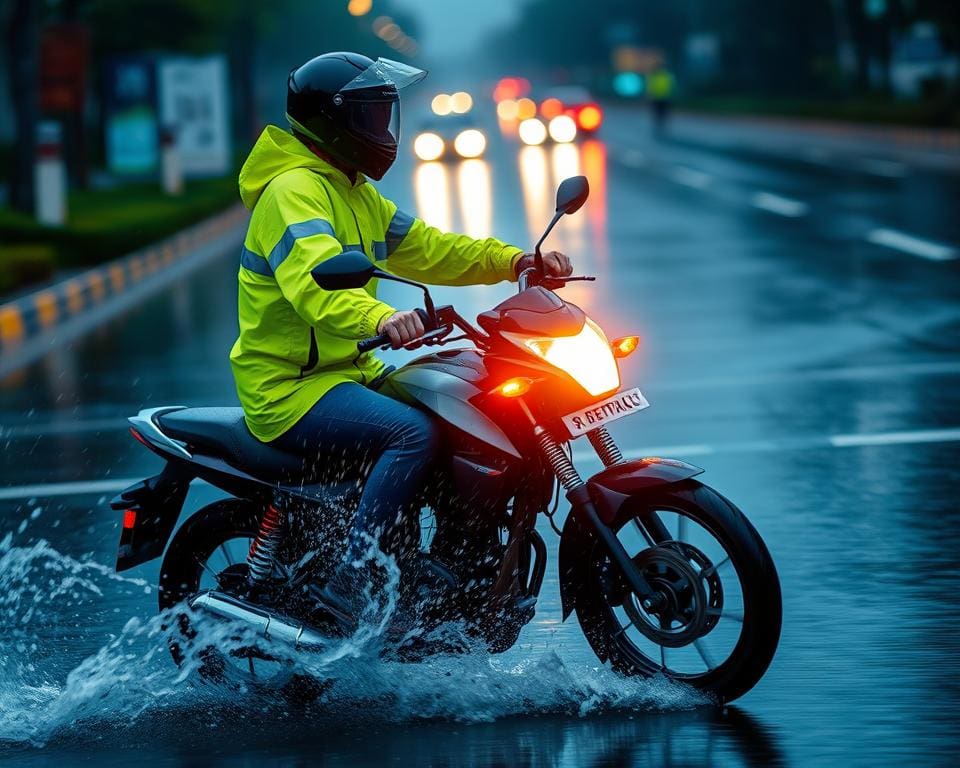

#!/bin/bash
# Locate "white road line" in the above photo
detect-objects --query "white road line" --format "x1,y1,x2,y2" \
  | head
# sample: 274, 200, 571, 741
751, 191, 809, 218
0, 478, 139, 502
7, 361, 960, 440
859, 158, 906, 179
866, 228, 957, 261
4, 427, 960, 502
669, 166, 713, 190
829, 427, 960, 448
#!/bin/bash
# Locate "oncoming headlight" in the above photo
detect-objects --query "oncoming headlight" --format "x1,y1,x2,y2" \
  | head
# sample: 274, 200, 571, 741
507, 319, 620, 396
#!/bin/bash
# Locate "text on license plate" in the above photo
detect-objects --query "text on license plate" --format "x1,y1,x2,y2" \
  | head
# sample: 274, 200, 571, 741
562, 387, 649, 437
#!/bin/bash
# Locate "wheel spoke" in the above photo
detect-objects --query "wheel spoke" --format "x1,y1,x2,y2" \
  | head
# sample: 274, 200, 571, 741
701, 555, 730, 578
706, 606, 744, 623
614, 620, 634, 638
220, 543, 235, 567
693, 638, 716, 670
196, 555, 221, 585
633, 518, 655, 547
677, 514, 688, 543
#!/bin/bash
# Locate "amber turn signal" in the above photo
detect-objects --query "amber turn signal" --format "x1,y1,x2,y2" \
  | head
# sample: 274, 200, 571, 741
611, 336, 640, 358
491, 377, 533, 398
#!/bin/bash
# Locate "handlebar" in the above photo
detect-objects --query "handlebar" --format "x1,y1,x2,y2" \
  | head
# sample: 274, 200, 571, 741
357, 308, 434, 353
357, 333, 391, 353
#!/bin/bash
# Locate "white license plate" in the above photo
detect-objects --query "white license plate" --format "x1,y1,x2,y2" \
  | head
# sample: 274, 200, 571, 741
562, 387, 649, 437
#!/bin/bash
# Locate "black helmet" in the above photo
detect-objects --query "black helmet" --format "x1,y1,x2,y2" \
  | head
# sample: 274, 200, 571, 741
287, 52, 426, 180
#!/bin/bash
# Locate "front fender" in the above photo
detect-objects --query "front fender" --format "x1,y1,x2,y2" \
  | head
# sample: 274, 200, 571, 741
558, 457, 704, 619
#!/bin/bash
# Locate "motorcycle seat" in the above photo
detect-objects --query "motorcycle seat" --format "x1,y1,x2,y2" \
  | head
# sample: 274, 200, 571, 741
156, 406, 325, 484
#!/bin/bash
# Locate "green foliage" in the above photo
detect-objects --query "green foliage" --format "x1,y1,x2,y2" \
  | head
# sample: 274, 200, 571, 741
0, 244, 56, 294
0, 175, 239, 287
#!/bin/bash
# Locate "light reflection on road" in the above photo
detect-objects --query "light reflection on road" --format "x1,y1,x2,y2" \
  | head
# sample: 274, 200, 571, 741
413, 161, 452, 232
456, 159, 492, 238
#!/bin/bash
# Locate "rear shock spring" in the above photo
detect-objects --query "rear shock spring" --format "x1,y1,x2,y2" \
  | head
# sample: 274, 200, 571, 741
587, 426, 625, 467
536, 428, 584, 491
247, 504, 284, 585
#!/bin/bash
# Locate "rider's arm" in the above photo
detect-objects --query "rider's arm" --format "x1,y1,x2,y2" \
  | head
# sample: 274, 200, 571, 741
256, 185, 396, 339
376, 197, 522, 286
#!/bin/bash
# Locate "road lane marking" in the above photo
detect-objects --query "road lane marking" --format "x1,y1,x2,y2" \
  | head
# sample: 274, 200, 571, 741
6, 427, 960, 502
859, 158, 906, 178
5, 360, 960, 440
0, 417, 128, 438
669, 166, 713, 190
866, 228, 957, 261
828, 428, 960, 448
0, 478, 140, 502
750, 191, 809, 218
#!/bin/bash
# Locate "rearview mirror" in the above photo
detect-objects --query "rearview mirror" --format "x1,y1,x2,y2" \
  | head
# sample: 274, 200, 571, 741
311, 250, 376, 290
555, 175, 589, 215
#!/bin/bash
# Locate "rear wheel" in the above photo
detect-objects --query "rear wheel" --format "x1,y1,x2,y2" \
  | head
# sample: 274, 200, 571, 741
158, 499, 299, 687
573, 481, 781, 703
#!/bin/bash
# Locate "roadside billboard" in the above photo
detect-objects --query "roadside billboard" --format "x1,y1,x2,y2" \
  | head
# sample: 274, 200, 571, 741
157, 56, 232, 177
103, 57, 158, 175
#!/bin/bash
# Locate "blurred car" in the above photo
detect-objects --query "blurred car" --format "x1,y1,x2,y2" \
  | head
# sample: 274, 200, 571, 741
412, 113, 487, 162
538, 86, 604, 136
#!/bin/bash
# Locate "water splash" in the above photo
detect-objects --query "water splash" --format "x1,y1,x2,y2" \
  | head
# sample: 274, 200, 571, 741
0, 526, 704, 751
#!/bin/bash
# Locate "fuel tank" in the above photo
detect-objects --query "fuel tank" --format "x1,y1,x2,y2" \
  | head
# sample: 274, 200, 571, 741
386, 348, 523, 459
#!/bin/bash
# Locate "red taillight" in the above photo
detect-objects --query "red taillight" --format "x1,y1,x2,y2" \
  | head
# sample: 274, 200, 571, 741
540, 97, 563, 119
577, 104, 603, 131
129, 427, 149, 447
122, 509, 137, 529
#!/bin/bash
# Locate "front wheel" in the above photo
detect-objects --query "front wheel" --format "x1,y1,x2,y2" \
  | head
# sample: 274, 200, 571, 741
572, 480, 781, 703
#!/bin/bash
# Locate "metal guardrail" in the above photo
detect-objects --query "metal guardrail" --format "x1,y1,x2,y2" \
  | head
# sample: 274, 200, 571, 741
0, 205, 247, 355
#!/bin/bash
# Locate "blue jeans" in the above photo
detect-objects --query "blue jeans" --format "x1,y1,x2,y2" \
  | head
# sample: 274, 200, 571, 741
271, 382, 440, 562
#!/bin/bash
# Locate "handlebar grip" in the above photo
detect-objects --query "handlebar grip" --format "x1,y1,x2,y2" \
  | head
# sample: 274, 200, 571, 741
357, 308, 436, 353
357, 333, 391, 353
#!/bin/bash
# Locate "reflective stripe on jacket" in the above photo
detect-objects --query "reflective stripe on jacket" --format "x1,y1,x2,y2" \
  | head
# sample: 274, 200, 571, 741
230, 126, 522, 442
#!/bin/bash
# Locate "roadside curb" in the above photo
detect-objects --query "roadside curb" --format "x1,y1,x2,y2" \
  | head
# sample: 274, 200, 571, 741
0, 205, 247, 372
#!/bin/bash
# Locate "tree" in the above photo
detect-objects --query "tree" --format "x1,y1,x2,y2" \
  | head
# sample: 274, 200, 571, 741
4, 0, 40, 214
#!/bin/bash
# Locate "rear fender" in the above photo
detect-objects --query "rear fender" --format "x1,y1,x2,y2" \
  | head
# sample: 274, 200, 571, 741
111, 462, 193, 571
558, 457, 703, 619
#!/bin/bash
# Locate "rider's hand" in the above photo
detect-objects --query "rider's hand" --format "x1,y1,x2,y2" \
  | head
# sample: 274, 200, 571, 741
378, 309, 425, 349
514, 251, 573, 279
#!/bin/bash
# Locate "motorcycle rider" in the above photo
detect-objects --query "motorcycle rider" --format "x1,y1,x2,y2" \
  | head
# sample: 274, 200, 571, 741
229, 52, 571, 630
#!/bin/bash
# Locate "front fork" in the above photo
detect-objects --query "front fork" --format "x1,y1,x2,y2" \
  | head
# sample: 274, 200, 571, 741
517, 402, 659, 603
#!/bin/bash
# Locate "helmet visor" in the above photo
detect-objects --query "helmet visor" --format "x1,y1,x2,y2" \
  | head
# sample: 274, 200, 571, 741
341, 98, 401, 146
338, 57, 427, 93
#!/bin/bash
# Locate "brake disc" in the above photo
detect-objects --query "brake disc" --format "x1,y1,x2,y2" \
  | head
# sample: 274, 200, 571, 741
622, 543, 719, 648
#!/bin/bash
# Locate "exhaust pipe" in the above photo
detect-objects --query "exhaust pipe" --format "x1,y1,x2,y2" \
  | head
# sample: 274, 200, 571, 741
190, 591, 328, 650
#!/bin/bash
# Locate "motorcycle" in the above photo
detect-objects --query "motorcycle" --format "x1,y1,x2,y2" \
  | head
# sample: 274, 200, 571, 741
112, 176, 781, 703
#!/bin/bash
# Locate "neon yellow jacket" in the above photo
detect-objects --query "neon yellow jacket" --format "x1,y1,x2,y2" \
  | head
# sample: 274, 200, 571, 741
230, 126, 523, 442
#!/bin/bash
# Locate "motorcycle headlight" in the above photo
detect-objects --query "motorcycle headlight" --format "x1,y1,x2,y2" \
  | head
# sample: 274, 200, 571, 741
507, 319, 620, 396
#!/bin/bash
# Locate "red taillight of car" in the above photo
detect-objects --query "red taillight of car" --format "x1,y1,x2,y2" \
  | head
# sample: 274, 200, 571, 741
576, 104, 603, 132
123, 509, 137, 529
540, 97, 563, 120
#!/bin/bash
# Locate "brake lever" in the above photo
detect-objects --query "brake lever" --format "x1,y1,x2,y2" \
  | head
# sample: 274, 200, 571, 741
379, 325, 453, 351
541, 274, 596, 290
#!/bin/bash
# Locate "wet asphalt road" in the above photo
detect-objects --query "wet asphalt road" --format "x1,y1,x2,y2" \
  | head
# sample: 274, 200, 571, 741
1, 104, 959, 766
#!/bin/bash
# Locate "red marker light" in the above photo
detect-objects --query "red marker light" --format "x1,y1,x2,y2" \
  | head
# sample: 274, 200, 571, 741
123, 509, 137, 529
